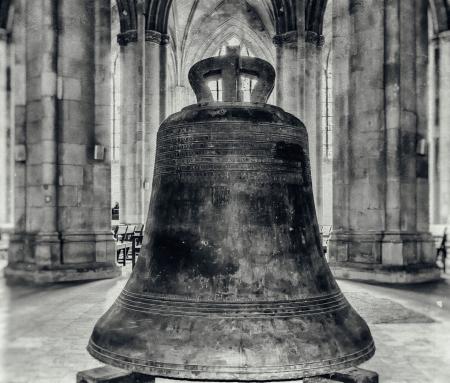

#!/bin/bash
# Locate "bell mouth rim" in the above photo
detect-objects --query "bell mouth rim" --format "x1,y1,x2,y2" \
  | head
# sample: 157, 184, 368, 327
87, 339, 375, 381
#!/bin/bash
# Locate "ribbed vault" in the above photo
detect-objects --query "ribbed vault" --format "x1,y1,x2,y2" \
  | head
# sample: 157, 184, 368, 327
271, 0, 297, 33
305, 0, 328, 35
116, 0, 334, 36
146, 0, 173, 33
116, 0, 138, 32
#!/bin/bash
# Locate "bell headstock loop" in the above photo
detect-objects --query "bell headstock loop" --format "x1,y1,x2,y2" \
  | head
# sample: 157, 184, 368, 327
188, 48, 275, 104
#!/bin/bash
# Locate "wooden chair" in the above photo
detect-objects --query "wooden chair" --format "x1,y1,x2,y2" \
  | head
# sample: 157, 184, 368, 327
115, 225, 128, 242
130, 227, 144, 268
115, 225, 131, 265
116, 242, 131, 266
124, 224, 136, 242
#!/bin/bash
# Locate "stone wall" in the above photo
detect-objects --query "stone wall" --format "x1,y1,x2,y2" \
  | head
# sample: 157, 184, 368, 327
328, 0, 440, 283
5, 0, 120, 283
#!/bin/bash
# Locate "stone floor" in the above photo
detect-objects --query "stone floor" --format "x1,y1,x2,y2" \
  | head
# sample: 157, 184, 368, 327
0, 260, 449, 383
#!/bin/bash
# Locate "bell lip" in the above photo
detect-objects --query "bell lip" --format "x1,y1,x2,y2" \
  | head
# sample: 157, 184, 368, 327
87, 339, 375, 381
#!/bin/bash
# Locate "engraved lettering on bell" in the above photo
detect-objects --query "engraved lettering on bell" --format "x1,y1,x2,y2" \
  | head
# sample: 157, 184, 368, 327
87, 50, 375, 381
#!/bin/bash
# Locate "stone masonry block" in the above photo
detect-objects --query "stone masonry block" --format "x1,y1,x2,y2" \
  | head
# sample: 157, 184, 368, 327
59, 207, 91, 231
62, 76, 82, 100
60, 143, 87, 165
26, 186, 44, 207
60, 164, 84, 185
62, 240, 96, 264
26, 100, 42, 123
59, 185, 78, 207
41, 71, 57, 96
25, 165, 41, 186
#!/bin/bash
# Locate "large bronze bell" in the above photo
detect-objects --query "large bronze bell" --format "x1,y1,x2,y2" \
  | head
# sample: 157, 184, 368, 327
88, 49, 375, 381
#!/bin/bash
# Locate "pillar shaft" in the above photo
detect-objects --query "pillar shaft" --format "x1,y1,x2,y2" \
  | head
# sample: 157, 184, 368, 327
274, 31, 323, 223
144, 32, 167, 215
119, 28, 168, 224
119, 40, 142, 224
0, 30, 9, 228
437, 31, 450, 226
428, 37, 439, 225
304, 32, 324, 224
6, 0, 119, 283
274, 31, 300, 116
328, 0, 439, 283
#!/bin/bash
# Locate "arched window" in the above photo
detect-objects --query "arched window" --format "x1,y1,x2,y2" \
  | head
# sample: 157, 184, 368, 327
208, 37, 257, 102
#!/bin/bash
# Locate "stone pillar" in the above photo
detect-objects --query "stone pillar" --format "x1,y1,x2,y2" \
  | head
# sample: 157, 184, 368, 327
437, 31, 450, 227
304, 31, 324, 224
0, 29, 9, 228
428, 36, 439, 226
273, 31, 300, 116
118, 31, 142, 224
118, 27, 168, 224
173, 85, 188, 113
273, 30, 323, 222
328, 0, 439, 283
144, 31, 169, 212
5, 0, 120, 284
11, 0, 26, 239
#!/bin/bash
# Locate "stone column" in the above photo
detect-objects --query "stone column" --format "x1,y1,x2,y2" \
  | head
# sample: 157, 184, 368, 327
273, 31, 300, 116
118, 31, 142, 224
5, 0, 120, 283
328, 0, 439, 283
117, 25, 168, 224
11, 0, 26, 240
437, 31, 450, 227
273, 30, 323, 221
143, 31, 169, 213
304, 31, 324, 224
0, 29, 8, 228
428, 36, 439, 226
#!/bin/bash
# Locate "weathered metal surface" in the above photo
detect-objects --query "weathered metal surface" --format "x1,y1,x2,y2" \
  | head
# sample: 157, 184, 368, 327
77, 366, 155, 383
88, 53, 375, 381
315, 367, 379, 383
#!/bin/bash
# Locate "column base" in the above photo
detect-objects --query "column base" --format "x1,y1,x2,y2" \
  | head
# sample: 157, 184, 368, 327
328, 230, 440, 283
4, 261, 121, 284
5, 231, 121, 284
329, 261, 441, 284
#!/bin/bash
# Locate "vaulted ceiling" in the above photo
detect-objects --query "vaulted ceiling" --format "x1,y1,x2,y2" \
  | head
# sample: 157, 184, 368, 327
114, 0, 450, 36
1, 0, 449, 35
167, 0, 277, 86
115, 0, 330, 36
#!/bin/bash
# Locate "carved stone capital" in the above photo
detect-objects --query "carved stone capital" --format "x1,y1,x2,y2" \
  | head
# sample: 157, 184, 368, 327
272, 30, 298, 46
145, 30, 170, 45
305, 30, 325, 47
117, 30, 137, 46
